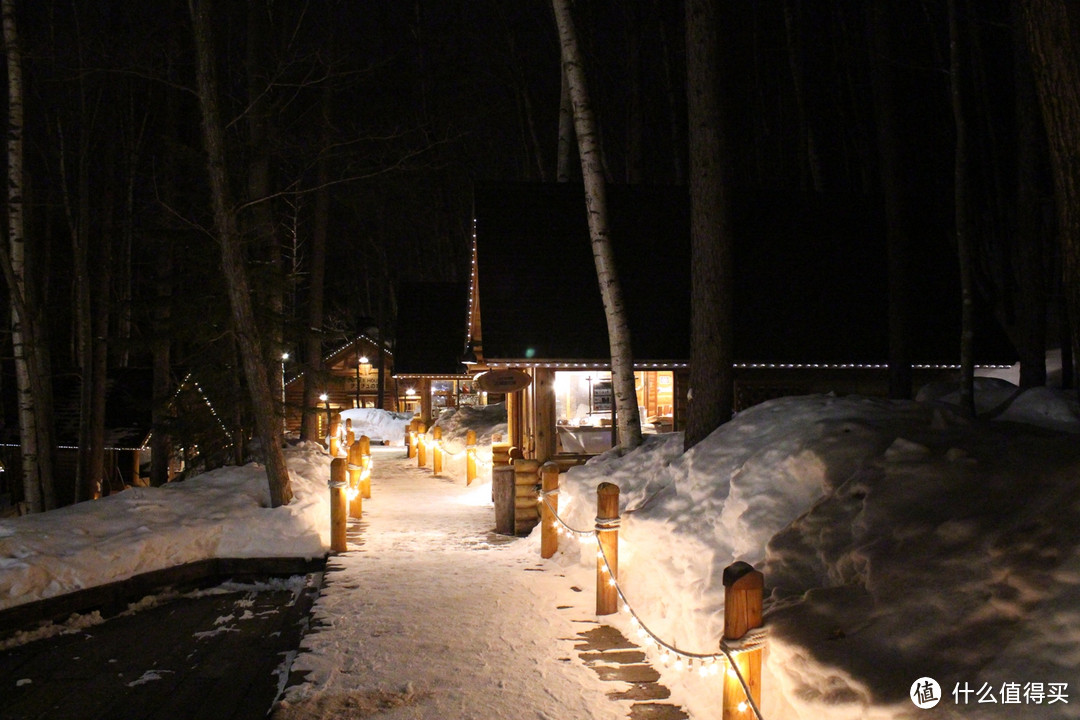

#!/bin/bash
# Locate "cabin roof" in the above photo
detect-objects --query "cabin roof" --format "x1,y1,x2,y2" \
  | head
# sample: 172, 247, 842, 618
472, 182, 1016, 367
393, 281, 470, 377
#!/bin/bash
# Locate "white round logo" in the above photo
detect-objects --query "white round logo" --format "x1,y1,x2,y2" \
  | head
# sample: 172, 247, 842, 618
910, 677, 942, 709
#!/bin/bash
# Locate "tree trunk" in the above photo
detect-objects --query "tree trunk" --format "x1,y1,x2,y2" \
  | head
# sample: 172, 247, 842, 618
556, 68, 574, 182
1021, 0, 1080, 392
90, 191, 112, 494
3, 0, 55, 512
950, 0, 977, 418
867, 3, 913, 399
189, 0, 292, 506
151, 235, 173, 487
244, 0, 285, 436
1012, 2, 1048, 388
301, 80, 331, 442
684, 0, 734, 450
783, 0, 824, 192
551, 0, 642, 451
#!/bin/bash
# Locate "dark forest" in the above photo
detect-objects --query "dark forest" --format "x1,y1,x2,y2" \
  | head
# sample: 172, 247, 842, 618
2, 0, 1079, 511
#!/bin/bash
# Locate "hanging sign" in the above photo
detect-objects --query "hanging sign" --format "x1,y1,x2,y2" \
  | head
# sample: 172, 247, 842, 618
476, 369, 532, 393
592, 381, 613, 413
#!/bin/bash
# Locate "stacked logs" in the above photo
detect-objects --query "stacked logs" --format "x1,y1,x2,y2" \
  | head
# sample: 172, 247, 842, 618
513, 459, 541, 535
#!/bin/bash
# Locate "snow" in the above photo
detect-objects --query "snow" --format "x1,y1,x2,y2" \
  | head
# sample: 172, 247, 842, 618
337, 407, 415, 445
1, 391, 1079, 718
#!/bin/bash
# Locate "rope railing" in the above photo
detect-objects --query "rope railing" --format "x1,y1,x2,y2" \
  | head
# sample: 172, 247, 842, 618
539, 482, 767, 720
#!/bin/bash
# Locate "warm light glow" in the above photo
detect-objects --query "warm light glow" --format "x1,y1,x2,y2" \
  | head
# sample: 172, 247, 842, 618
319, 393, 329, 402
738, 702, 748, 713
281, 352, 290, 361
359, 355, 369, 364
405, 388, 416, 396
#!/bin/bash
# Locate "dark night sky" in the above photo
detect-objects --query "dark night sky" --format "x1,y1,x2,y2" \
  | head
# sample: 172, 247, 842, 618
2, 0, 1045, 374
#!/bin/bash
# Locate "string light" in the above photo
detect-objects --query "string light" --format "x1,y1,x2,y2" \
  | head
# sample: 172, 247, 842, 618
537, 490, 768, 720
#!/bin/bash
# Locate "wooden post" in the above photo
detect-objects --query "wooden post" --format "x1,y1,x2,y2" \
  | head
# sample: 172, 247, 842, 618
359, 435, 372, 499
466, 430, 478, 485
722, 562, 764, 720
407, 419, 417, 458
595, 482, 620, 615
347, 441, 363, 518
432, 426, 443, 475
513, 458, 541, 535
329, 458, 348, 552
328, 413, 341, 457
540, 461, 559, 559
416, 421, 427, 467
533, 368, 556, 463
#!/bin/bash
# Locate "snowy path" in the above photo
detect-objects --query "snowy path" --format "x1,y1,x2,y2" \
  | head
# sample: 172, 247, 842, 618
274, 449, 631, 720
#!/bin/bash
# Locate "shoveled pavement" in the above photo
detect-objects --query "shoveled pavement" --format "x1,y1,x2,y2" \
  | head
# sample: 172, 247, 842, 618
0, 560, 323, 720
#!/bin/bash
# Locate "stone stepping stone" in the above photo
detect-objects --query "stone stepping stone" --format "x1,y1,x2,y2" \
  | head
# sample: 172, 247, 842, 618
570, 623, 689, 720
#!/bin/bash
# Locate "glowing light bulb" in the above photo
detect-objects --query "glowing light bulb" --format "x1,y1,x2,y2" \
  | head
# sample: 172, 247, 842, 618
738, 702, 748, 713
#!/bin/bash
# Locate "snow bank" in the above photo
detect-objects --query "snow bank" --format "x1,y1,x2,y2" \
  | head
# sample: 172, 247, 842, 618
0, 442, 332, 612
337, 408, 414, 445
544, 391, 1080, 719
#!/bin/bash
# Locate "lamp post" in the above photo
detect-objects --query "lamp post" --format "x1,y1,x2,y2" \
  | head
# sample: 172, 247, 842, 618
319, 392, 330, 446
356, 354, 370, 408
281, 352, 290, 434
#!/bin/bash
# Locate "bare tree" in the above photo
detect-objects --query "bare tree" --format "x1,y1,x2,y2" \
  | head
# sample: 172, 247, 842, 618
551, 0, 642, 451
189, 0, 292, 506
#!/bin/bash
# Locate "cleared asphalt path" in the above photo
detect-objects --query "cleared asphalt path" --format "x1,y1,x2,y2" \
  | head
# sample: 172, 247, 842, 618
0, 570, 322, 720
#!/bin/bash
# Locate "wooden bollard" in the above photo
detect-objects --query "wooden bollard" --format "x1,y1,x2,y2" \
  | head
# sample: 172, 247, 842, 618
407, 419, 417, 458
328, 413, 341, 457
722, 562, 764, 720
540, 461, 559, 559
416, 422, 427, 467
466, 430, 477, 485
329, 458, 348, 552
595, 482, 620, 615
359, 435, 372, 499
347, 441, 363, 518
513, 458, 541, 535
432, 426, 443, 475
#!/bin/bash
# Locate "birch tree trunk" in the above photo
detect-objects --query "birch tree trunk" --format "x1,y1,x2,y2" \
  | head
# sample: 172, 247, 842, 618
4, 0, 55, 512
551, 0, 642, 451
684, 0, 734, 450
556, 68, 574, 182
189, 0, 292, 507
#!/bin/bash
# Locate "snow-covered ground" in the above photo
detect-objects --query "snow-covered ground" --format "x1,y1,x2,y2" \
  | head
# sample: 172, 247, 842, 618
2, 381, 1079, 718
